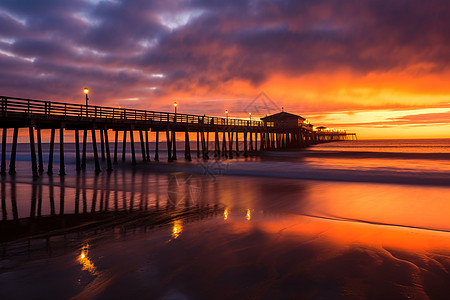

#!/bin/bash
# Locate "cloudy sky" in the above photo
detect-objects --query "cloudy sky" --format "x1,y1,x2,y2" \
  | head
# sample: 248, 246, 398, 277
1, 0, 449, 138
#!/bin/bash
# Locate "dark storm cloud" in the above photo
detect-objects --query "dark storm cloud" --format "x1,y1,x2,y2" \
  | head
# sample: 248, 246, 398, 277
0, 0, 449, 103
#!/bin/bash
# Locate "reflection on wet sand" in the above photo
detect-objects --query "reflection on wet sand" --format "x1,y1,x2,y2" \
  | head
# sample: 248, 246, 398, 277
78, 244, 96, 275
2, 171, 450, 298
0, 171, 223, 244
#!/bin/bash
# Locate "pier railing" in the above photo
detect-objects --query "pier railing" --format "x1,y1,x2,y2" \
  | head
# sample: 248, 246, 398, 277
0, 96, 264, 127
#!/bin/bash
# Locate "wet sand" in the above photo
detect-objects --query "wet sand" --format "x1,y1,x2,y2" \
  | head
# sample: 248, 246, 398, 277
2, 159, 450, 299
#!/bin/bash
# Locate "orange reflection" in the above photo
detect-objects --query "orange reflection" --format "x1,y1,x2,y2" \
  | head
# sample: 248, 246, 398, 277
224, 209, 229, 220
172, 220, 183, 239
254, 213, 450, 252
246, 209, 251, 221
78, 244, 96, 275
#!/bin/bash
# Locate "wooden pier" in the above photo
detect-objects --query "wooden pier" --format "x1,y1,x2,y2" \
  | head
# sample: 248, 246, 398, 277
0, 96, 356, 176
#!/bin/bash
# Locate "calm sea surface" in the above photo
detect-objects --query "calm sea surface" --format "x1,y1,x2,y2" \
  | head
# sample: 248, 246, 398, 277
1, 139, 450, 299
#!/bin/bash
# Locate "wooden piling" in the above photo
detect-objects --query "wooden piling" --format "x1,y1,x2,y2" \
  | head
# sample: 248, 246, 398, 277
8, 127, 18, 175
139, 130, 146, 161
1, 127, 6, 175
130, 130, 136, 164
215, 130, 220, 157
28, 126, 38, 177
47, 128, 55, 175
154, 131, 159, 161
260, 131, 264, 150
185, 130, 191, 161
249, 130, 253, 152
59, 127, 65, 175
36, 127, 44, 173
201, 130, 207, 160
228, 130, 233, 158
166, 129, 172, 162
222, 131, 227, 157
122, 130, 127, 161
104, 129, 113, 172
75, 129, 81, 171
91, 129, 101, 173
243, 130, 248, 157
114, 130, 119, 163
145, 130, 150, 161
235, 131, 239, 156
172, 130, 177, 160
82, 129, 87, 170
100, 129, 105, 160
205, 131, 210, 159
197, 131, 200, 158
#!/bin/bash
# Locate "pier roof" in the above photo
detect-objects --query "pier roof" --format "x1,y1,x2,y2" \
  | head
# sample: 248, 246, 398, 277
260, 111, 305, 121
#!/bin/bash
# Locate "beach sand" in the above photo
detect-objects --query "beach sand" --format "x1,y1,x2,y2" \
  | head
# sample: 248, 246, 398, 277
2, 159, 450, 299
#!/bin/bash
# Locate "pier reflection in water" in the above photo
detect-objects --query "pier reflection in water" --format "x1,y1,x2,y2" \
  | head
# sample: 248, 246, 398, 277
2, 170, 450, 299
0, 171, 225, 244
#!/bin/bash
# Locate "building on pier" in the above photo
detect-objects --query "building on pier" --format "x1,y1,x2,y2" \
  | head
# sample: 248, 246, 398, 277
260, 111, 308, 128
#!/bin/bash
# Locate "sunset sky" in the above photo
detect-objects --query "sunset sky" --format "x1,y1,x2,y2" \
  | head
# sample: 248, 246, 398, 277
0, 0, 449, 139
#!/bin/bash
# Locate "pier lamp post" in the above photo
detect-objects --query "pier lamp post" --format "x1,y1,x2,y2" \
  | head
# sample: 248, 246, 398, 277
83, 87, 89, 116
225, 110, 229, 125
249, 112, 252, 124
174, 102, 177, 122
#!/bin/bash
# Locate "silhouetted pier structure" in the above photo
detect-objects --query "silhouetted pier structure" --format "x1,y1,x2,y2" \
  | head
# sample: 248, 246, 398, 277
0, 96, 356, 176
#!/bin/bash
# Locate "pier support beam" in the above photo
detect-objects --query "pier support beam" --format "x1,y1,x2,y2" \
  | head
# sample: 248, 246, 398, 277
114, 130, 118, 163
206, 131, 210, 159
59, 127, 65, 175
130, 130, 136, 164
82, 129, 87, 170
228, 131, 233, 159
154, 131, 159, 161
37, 127, 44, 173
172, 130, 177, 160
8, 127, 18, 175
104, 129, 113, 172
166, 129, 172, 162
197, 132, 200, 158
139, 130, 146, 161
201, 130, 207, 160
243, 131, 248, 157
1, 128, 6, 175
235, 132, 239, 156
122, 130, 127, 161
260, 132, 264, 150
185, 130, 191, 161
75, 129, 81, 171
29, 126, 38, 177
92, 129, 101, 173
47, 128, 55, 175
100, 129, 105, 160
215, 130, 220, 158
145, 130, 150, 161
221, 131, 227, 158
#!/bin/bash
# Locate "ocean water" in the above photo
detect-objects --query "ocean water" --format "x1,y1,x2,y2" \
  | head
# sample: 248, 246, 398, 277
1, 139, 450, 299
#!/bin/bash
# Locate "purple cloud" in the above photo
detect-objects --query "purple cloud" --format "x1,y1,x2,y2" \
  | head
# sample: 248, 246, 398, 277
0, 0, 448, 109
